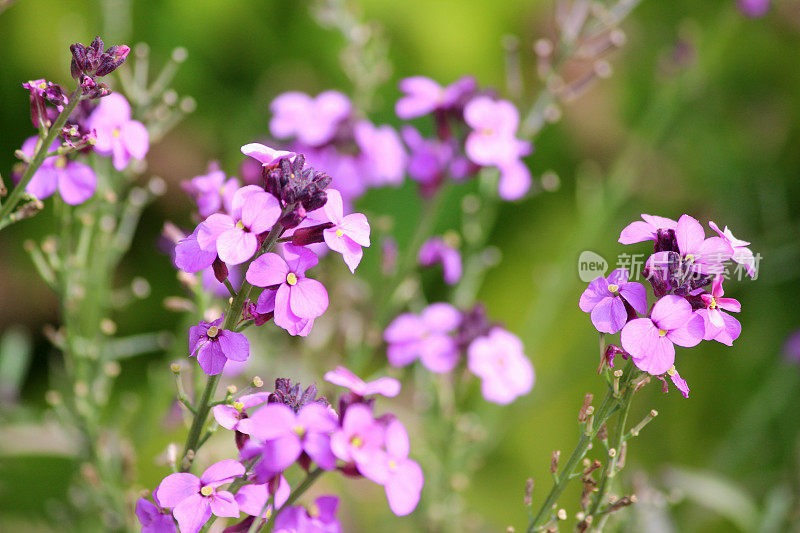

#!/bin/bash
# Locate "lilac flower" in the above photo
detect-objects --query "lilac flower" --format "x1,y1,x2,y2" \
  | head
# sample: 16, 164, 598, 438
246, 244, 328, 336
463, 96, 530, 167
738, 0, 770, 17
708, 221, 756, 278
579, 268, 647, 334
307, 188, 370, 273
181, 162, 239, 218
17, 137, 96, 205
86, 93, 149, 171
618, 214, 678, 245
674, 214, 734, 276
237, 402, 338, 474
234, 476, 290, 519
136, 497, 177, 533
324, 366, 401, 398
401, 125, 455, 192
694, 275, 741, 346
189, 317, 249, 375
395, 76, 477, 120
330, 403, 384, 470
467, 327, 535, 405
358, 419, 424, 516
212, 392, 270, 432
240, 143, 295, 169
270, 91, 351, 146
353, 120, 407, 187
197, 185, 282, 265
273, 496, 341, 533
302, 146, 366, 205
620, 295, 704, 375
418, 237, 462, 285
174, 226, 217, 273
384, 303, 462, 373
154, 460, 245, 533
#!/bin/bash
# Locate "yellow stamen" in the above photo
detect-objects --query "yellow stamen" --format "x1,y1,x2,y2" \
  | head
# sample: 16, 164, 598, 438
388, 459, 397, 470
54, 157, 67, 170
350, 435, 363, 448
684, 253, 695, 263
335, 229, 343, 237
286, 272, 298, 286
709, 297, 717, 309
307, 503, 320, 518
200, 486, 214, 497
658, 329, 668, 337
112, 128, 121, 138
292, 425, 306, 438
607, 284, 620, 295
235, 220, 245, 230
38, 82, 47, 90
233, 401, 245, 411
207, 326, 219, 338
667, 366, 677, 377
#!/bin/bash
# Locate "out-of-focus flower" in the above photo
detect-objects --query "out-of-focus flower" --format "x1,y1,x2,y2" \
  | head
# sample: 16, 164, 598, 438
189, 317, 249, 375
273, 495, 341, 533
212, 392, 270, 431
234, 476, 290, 519
86, 93, 148, 171
401, 125, 455, 193
579, 268, 647, 334
467, 327, 534, 404
353, 120, 407, 187
384, 303, 462, 373
17, 137, 96, 205
395, 75, 477, 120
737, 0, 770, 17
270, 91, 351, 146
154, 460, 245, 533
708, 221, 756, 278
418, 237, 462, 285
181, 162, 239, 218
330, 403, 384, 470
324, 366, 401, 398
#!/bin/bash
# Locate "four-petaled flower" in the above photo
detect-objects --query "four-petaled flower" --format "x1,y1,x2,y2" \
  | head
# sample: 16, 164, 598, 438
467, 327, 535, 405
579, 268, 647, 334
695, 275, 741, 346
17, 137, 97, 205
384, 303, 462, 373
273, 495, 342, 533
86, 93, 149, 171
709, 221, 756, 278
394, 75, 476, 120
135, 497, 177, 533
212, 392, 270, 432
189, 317, 249, 375
330, 403, 385, 470
311, 188, 371, 273
674, 214, 734, 276
270, 91, 351, 147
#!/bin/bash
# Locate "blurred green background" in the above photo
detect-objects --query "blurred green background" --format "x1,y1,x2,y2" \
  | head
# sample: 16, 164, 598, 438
1, 0, 800, 531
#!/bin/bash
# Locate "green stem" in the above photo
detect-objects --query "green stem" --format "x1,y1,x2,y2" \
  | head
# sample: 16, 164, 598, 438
0, 87, 82, 224
180, 220, 286, 471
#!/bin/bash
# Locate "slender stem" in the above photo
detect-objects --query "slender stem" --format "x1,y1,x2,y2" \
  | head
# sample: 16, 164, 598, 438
180, 220, 286, 471
0, 87, 82, 224
264, 468, 324, 531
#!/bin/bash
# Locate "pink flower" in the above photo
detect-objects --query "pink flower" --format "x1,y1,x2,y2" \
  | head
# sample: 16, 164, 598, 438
17, 137, 96, 205
234, 476, 290, 518
181, 162, 239, 217
136, 497, 176, 533
270, 91, 351, 146
311, 188, 370, 273
708, 221, 756, 278
674, 214, 734, 276
154, 460, 245, 533
579, 268, 647, 334
174, 226, 217, 273
86, 93, 148, 171
273, 495, 341, 533
189, 317, 249, 375
197, 185, 282, 265
212, 392, 270, 431
463, 96, 529, 166
618, 214, 678, 245
738, 0, 770, 17
395, 75, 477, 120
353, 120, 407, 187
330, 403, 384, 470
384, 303, 461, 373
418, 237, 462, 285
324, 366, 401, 398
694, 275, 741, 346
357, 419, 424, 516
467, 327, 534, 404
246, 244, 329, 336
238, 402, 338, 474
620, 295, 705, 375
240, 143, 295, 168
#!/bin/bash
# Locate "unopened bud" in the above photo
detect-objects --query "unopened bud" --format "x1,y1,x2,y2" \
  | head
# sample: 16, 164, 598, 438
227, 385, 238, 395
252, 376, 263, 388
557, 509, 567, 520
550, 450, 560, 474
170, 363, 181, 373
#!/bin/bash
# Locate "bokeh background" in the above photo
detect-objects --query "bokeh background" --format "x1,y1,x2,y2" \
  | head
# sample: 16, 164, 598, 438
1, 0, 800, 531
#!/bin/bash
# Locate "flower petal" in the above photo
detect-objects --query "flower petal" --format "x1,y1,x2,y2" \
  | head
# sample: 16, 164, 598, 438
288, 278, 329, 319
172, 494, 211, 533
246, 253, 289, 287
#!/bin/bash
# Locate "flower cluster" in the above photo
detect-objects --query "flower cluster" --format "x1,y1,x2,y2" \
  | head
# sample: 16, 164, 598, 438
70, 36, 130, 98
175, 143, 371, 367
385, 303, 534, 404
418, 236, 462, 285
139, 371, 422, 532
580, 214, 756, 396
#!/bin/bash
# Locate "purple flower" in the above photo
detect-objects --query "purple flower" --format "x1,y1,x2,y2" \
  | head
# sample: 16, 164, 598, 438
401, 125, 454, 191
238, 402, 338, 474
395, 76, 477, 120
234, 475, 290, 518
197, 185, 282, 265
579, 268, 647, 334
384, 303, 462, 373
496, 158, 532, 201
212, 392, 270, 432
353, 120, 407, 187
330, 403, 384, 470
240, 143, 295, 169
174, 226, 217, 273
189, 317, 249, 375
246, 244, 329, 336
154, 460, 245, 533
181, 162, 239, 218
674, 214, 734, 276
708, 221, 756, 278
664, 367, 690, 398
620, 295, 704, 375
22, 79, 66, 127
418, 237, 462, 285
694, 275, 741, 346
357, 419, 424, 516
324, 366, 401, 398
738, 0, 770, 17
136, 497, 177, 533
784, 330, 800, 364
467, 327, 535, 405
17, 137, 96, 205
463, 96, 528, 167
618, 214, 678, 245
310, 189, 371, 273
86, 93, 148, 171
270, 91, 351, 146
274, 495, 341, 533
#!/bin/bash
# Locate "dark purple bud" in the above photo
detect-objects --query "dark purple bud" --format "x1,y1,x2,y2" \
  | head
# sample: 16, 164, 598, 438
212, 257, 228, 283
89, 36, 104, 56
279, 205, 306, 229
291, 223, 333, 246
222, 517, 256, 533
43, 84, 67, 107
605, 344, 629, 368
302, 189, 327, 211
654, 229, 679, 254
